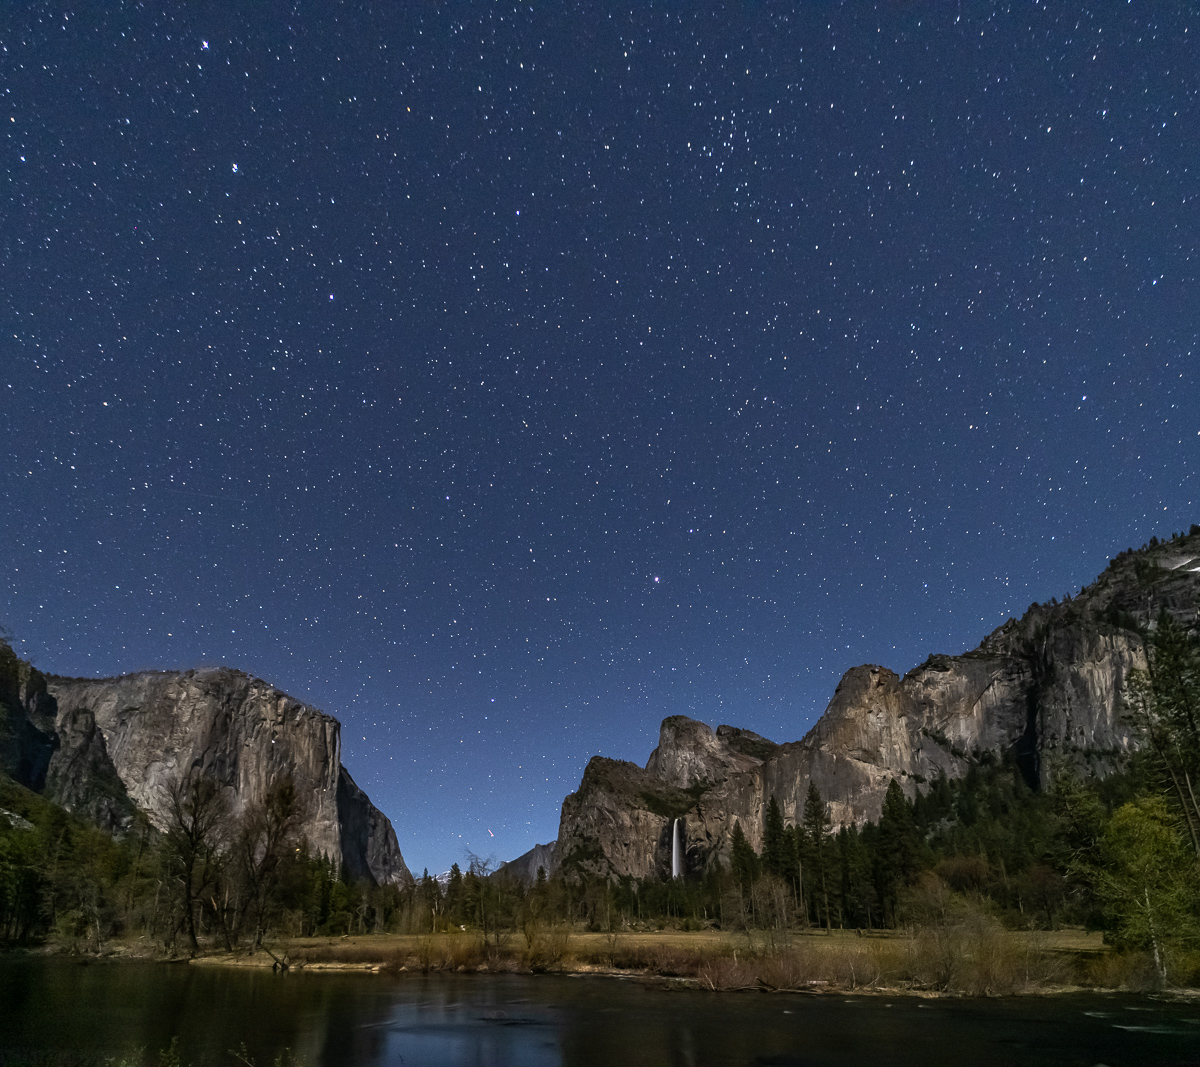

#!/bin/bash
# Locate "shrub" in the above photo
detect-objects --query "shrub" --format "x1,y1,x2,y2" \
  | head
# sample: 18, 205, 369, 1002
1084, 950, 1162, 992
521, 924, 571, 971
904, 912, 1065, 994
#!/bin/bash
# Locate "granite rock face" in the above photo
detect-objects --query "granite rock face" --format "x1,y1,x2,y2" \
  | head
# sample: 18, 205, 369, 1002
0, 646, 59, 794
497, 841, 558, 886
336, 765, 412, 885
0, 654, 412, 886
43, 698, 139, 834
552, 531, 1200, 881
47, 669, 345, 853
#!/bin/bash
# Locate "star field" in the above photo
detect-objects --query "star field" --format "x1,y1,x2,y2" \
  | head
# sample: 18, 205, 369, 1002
3, 3, 1198, 874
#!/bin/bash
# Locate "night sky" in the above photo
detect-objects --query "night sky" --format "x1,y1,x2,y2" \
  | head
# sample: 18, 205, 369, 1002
4, 3, 1198, 875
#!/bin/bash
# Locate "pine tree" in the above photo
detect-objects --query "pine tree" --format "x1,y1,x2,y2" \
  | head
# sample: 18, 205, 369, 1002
419, 868, 443, 931
786, 822, 806, 920
836, 824, 877, 929
762, 796, 788, 878
730, 820, 759, 890
445, 862, 465, 924
802, 782, 832, 929
780, 822, 801, 896
875, 779, 921, 924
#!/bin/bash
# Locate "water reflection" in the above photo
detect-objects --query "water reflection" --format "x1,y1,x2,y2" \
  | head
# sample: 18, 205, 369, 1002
2, 958, 1198, 1067
370, 992, 561, 1067
357, 984, 564, 1065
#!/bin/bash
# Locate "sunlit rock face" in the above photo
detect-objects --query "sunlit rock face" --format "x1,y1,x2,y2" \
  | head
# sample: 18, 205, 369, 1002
552, 531, 1200, 881
555, 757, 674, 882
0, 656, 411, 886
645, 716, 767, 788
48, 670, 344, 852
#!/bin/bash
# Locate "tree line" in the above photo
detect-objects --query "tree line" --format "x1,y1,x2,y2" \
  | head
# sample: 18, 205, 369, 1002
0, 770, 419, 953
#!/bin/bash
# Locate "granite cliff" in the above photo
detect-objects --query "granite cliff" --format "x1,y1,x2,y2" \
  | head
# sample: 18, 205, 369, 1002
0, 650, 412, 886
552, 529, 1200, 882
496, 841, 557, 886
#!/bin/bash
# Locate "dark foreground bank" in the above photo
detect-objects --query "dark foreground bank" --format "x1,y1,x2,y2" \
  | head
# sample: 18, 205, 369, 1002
2, 956, 1198, 1067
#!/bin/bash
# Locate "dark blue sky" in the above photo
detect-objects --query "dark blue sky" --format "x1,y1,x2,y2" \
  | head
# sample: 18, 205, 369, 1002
4, 2, 1197, 875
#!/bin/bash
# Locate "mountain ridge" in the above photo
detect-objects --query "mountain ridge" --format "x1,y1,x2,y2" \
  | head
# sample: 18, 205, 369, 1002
547, 528, 1200, 882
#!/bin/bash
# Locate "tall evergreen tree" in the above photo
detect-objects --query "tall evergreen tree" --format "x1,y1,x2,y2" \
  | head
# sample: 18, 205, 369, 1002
802, 782, 832, 929
729, 820, 759, 890
835, 824, 877, 929
780, 822, 802, 896
762, 796, 788, 878
875, 779, 921, 924
418, 869, 442, 931
444, 862, 465, 925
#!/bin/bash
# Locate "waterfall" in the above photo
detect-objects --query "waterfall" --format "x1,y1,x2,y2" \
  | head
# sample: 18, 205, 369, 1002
671, 817, 684, 879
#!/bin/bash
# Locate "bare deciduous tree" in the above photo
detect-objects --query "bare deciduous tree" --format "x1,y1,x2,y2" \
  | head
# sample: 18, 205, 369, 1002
236, 774, 302, 949
162, 771, 229, 953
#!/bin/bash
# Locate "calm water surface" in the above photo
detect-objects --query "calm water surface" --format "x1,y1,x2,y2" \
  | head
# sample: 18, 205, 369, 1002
2, 957, 1198, 1067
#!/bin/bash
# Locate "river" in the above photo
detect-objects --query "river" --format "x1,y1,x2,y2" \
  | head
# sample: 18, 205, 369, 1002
2, 957, 1197, 1066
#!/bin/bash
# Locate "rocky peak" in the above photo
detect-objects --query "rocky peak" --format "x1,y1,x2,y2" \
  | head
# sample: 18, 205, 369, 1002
498, 841, 558, 886
551, 528, 1200, 882
715, 725, 780, 761
645, 715, 760, 787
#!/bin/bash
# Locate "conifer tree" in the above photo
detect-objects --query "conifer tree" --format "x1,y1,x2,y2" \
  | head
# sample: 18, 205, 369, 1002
802, 782, 832, 929
730, 820, 759, 890
762, 796, 788, 878
419, 869, 442, 931
876, 779, 921, 923
445, 862, 465, 925
781, 821, 802, 899
836, 824, 876, 929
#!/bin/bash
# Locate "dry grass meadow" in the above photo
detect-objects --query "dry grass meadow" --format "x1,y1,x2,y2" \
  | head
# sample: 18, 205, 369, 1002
185, 924, 1181, 996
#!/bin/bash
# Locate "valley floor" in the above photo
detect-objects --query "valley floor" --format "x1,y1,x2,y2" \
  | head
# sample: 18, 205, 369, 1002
122, 926, 1193, 997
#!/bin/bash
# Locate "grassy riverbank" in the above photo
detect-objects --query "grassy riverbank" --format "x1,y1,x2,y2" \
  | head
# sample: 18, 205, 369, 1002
162, 925, 1187, 997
